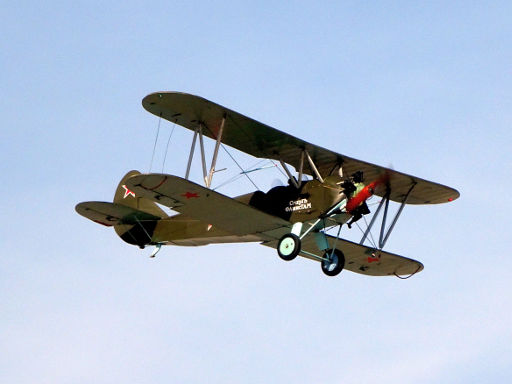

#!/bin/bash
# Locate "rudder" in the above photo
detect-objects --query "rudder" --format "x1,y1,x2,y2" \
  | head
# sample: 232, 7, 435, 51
113, 170, 168, 248
114, 170, 168, 218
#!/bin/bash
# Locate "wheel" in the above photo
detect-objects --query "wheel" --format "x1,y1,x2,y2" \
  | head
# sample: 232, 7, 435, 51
321, 249, 345, 276
277, 233, 301, 261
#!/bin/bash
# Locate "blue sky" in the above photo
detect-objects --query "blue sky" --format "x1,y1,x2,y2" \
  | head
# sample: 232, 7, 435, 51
2, 1, 511, 383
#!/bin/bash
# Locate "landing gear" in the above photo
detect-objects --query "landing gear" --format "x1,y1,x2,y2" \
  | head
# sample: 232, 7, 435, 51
321, 249, 345, 276
277, 232, 345, 277
276, 204, 347, 275
277, 233, 301, 261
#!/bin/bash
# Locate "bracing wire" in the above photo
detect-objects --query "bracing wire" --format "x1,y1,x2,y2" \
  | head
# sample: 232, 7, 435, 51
269, 159, 288, 179
149, 113, 162, 172
355, 218, 378, 250
213, 174, 244, 191
220, 143, 259, 190
162, 121, 176, 172
213, 159, 270, 191
362, 215, 379, 249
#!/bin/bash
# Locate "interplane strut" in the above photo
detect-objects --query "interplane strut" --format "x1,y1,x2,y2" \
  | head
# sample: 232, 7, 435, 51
184, 115, 226, 188
359, 182, 416, 249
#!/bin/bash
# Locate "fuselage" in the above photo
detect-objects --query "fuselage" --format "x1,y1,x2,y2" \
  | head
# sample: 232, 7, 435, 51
135, 179, 346, 247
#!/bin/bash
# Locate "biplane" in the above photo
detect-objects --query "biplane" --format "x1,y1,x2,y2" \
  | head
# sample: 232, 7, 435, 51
76, 92, 459, 277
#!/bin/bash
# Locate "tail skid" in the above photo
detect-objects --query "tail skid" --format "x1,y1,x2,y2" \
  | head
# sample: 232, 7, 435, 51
149, 243, 162, 258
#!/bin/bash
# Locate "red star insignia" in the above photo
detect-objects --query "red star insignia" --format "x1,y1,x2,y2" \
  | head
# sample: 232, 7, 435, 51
182, 191, 199, 199
122, 185, 136, 198
367, 253, 381, 263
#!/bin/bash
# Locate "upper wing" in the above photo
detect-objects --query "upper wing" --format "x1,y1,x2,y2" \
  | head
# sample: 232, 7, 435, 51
263, 234, 423, 277
143, 92, 459, 205
125, 173, 290, 238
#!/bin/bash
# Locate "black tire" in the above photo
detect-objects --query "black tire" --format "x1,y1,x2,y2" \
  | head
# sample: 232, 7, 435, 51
321, 249, 345, 276
277, 233, 301, 261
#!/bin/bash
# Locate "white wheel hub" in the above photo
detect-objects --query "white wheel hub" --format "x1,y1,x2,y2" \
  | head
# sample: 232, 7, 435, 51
279, 237, 296, 256
324, 254, 338, 272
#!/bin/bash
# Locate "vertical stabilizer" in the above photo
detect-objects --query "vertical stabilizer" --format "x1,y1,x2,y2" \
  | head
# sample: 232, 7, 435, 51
113, 170, 168, 218
113, 170, 167, 248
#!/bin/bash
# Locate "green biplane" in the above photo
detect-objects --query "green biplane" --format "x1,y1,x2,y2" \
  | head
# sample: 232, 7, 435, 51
76, 92, 459, 277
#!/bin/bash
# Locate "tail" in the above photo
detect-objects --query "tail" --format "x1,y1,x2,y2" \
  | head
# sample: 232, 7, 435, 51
113, 170, 168, 248
113, 170, 168, 216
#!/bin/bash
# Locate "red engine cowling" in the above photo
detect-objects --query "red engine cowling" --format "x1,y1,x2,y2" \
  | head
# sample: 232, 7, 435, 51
345, 175, 388, 213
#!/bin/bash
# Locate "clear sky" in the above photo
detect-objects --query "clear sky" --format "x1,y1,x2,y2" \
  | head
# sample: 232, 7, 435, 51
2, 1, 511, 383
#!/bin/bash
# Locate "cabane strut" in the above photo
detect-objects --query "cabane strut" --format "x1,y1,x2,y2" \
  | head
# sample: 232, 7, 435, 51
279, 149, 324, 188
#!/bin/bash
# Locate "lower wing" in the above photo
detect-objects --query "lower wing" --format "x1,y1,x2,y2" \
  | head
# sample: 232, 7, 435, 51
263, 234, 423, 277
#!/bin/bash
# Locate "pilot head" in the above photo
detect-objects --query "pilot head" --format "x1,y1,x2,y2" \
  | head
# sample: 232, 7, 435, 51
352, 171, 364, 183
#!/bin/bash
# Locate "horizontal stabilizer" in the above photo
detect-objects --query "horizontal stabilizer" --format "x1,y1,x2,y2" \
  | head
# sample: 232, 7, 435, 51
75, 201, 162, 227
